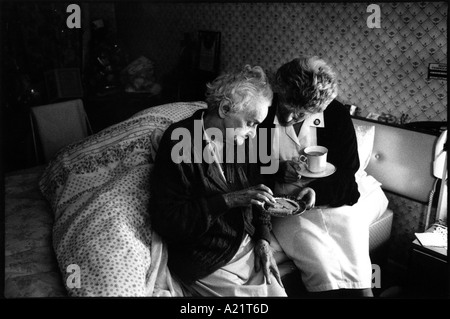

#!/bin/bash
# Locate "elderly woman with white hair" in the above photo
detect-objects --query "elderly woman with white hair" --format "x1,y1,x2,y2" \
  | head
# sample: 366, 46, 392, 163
151, 65, 288, 297
258, 55, 386, 297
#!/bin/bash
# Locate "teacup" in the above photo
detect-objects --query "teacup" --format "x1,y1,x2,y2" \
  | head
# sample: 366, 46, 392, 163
299, 146, 328, 173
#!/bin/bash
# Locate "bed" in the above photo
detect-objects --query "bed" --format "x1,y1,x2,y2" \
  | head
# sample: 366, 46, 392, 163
5, 100, 435, 298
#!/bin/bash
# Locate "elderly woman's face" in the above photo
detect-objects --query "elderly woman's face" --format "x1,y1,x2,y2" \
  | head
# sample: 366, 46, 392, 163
224, 97, 271, 145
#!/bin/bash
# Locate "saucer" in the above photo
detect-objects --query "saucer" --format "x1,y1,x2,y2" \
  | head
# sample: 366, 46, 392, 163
263, 197, 307, 217
297, 162, 336, 178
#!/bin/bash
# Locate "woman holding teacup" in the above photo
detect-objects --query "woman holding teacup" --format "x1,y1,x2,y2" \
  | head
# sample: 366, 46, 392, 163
257, 56, 373, 297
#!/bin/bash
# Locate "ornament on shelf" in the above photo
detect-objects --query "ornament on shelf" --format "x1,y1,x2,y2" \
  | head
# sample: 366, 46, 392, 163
121, 56, 161, 95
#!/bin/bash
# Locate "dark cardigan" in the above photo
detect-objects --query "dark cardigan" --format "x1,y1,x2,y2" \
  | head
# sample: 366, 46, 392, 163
258, 97, 361, 207
150, 109, 271, 283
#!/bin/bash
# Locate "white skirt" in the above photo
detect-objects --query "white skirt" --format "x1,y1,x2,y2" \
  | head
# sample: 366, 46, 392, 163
187, 233, 288, 297
271, 175, 388, 292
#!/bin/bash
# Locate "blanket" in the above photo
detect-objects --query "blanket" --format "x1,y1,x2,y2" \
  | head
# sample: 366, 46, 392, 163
39, 101, 206, 296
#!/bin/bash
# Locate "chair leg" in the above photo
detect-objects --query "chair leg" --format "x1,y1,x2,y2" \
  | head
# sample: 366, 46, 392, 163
29, 113, 40, 165
84, 112, 94, 135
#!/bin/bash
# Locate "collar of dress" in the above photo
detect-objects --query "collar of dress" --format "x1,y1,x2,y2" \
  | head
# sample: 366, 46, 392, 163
273, 112, 325, 148
273, 111, 325, 128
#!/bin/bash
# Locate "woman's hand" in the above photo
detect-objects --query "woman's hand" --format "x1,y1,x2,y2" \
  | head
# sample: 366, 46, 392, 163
297, 187, 316, 209
223, 184, 276, 209
254, 239, 284, 288
276, 160, 301, 183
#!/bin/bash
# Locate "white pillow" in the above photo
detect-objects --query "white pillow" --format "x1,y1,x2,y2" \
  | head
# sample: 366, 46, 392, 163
354, 124, 375, 178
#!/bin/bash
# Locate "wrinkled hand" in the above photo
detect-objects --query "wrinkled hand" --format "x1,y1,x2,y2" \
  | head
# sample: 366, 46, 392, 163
277, 160, 301, 183
223, 184, 276, 209
254, 239, 283, 288
297, 187, 316, 209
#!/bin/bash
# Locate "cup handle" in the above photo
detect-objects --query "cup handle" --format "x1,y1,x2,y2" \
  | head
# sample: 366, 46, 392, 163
299, 155, 308, 165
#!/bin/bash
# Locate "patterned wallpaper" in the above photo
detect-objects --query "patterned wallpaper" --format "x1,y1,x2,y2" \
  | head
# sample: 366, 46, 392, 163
117, 1, 447, 269
126, 1, 447, 123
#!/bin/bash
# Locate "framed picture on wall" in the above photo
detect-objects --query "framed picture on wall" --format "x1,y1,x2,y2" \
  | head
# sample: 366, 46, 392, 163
197, 31, 221, 74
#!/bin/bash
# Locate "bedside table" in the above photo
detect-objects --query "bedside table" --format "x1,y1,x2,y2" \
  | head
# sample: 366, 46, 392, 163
408, 229, 448, 298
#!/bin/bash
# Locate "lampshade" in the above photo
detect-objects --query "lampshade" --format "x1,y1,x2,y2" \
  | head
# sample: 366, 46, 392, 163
435, 130, 447, 225
424, 129, 447, 230
433, 130, 447, 180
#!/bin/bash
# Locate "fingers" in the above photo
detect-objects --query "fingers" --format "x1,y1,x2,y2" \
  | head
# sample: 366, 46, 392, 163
250, 195, 274, 208
251, 185, 276, 206
271, 264, 284, 289
254, 240, 284, 288
307, 189, 316, 209
255, 239, 271, 284
262, 263, 271, 285
256, 192, 276, 205
254, 251, 261, 273
304, 197, 315, 209
252, 184, 274, 195
260, 259, 285, 288
290, 161, 301, 171
230, 185, 277, 208
250, 199, 265, 207
297, 187, 316, 209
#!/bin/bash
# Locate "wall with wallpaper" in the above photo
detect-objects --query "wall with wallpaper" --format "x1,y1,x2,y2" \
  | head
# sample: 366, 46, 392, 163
117, 2, 447, 269
118, 1, 447, 124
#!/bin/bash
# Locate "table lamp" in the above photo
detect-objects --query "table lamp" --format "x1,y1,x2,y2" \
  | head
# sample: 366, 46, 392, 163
425, 129, 447, 230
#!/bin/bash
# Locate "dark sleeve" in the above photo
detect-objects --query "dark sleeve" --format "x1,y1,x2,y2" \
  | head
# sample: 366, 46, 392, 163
252, 210, 272, 243
254, 106, 277, 191
150, 127, 229, 243
246, 160, 272, 243
308, 101, 360, 207
248, 106, 281, 243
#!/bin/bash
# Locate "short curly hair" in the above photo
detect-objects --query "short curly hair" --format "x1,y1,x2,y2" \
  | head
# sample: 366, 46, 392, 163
275, 56, 338, 113
205, 65, 273, 113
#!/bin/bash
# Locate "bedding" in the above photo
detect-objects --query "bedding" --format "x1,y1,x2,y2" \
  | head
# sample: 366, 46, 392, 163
4, 166, 66, 297
38, 101, 206, 297
4, 100, 390, 297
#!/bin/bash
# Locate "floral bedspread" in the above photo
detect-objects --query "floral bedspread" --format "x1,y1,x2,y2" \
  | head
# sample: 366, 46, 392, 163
36, 101, 205, 297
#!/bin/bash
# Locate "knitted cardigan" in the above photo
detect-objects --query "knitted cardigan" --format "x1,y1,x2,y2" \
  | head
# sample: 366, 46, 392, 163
150, 109, 271, 283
